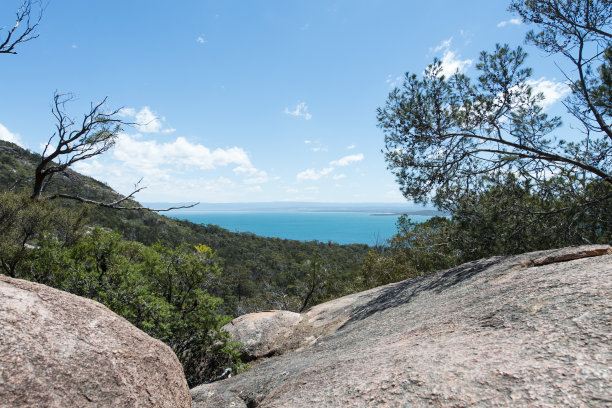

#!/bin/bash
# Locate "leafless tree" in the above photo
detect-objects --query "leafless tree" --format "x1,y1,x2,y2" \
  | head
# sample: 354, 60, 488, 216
298, 258, 329, 312
0, 0, 42, 54
32, 93, 197, 211
32, 93, 122, 200
2, 2, 195, 211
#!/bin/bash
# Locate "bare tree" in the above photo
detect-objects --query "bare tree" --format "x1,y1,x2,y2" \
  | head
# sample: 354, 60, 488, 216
33, 93, 197, 211
49, 180, 199, 211
32, 93, 122, 200
298, 258, 329, 312
0, 0, 42, 54
1, 2, 195, 211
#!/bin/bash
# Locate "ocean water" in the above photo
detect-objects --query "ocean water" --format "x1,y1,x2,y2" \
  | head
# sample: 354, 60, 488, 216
167, 211, 432, 245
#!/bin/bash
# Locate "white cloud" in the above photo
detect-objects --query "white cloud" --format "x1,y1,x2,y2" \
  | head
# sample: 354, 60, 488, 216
233, 165, 278, 185
347, 144, 356, 150
135, 107, 163, 133
440, 49, 472, 77
112, 134, 253, 175
197, 36, 207, 43
296, 153, 364, 182
74, 159, 106, 174
297, 167, 333, 181
386, 190, 404, 200
497, 18, 522, 28
0, 123, 22, 146
329, 153, 364, 167
244, 177, 269, 185
137, 175, 242, 202
119, 108, 136, 117
233, 166, 259, 176
385, 74, 402, 88
246, 185, 263, 193
245, 171, 272, 185
311, 147, 328, 152
332, 174, 346, 180
431, 37, 472, 77
527, 77, 570, 108
304, 140, 312, 144
119, 107, 168, 133
432, 37, 453, 53
285, 102, 312, 120
72, 139, 277, 202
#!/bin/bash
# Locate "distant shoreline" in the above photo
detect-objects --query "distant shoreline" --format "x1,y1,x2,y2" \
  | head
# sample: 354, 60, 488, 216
166, 209, 447, 217
148, 202, 447, 217
167, 211, 435, 245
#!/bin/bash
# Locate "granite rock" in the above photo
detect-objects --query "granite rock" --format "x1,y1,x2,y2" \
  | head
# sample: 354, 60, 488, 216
193, 245, 612, 407
0, 275, 192, 408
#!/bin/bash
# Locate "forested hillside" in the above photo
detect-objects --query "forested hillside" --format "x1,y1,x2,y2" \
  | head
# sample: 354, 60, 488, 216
0, 140, 368, 315
2, 0, 610, 393
0, 140, 370, 385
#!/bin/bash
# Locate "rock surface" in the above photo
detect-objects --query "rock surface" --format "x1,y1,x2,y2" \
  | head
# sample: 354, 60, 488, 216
222, 310, 302, 359
0, 275, 192, 408
192, 245, 612, 407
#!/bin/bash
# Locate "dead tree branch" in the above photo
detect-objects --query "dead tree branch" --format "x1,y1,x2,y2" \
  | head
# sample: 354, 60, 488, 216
32, 92, 123, 199
0, 0, 42, 54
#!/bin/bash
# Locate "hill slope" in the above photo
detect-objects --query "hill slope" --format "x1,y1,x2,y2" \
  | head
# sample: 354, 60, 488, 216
0, 140, 369, 314
192, 245, 612, 407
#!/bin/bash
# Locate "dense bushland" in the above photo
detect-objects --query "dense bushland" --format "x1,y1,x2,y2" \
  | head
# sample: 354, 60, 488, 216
367, 0, 612, 286
0, 142, 368, 384
362, 176, 611, 287
0, 141, 369, 316
0, 191, 243, 386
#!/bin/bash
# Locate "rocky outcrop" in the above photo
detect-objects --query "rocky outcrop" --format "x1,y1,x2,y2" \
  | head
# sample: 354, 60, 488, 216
192, 245, 612, 407
0, 275, 192, 408
222, 310, 302, 360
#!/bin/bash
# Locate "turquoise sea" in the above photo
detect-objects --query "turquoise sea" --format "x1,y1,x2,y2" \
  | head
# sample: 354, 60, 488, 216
167, 211, 432, 245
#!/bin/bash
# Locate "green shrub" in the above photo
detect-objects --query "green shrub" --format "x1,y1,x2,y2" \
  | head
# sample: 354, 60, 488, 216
16, 226, 243, 387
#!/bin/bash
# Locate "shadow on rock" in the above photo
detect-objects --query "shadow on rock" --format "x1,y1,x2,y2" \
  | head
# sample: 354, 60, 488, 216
342, 257, 506, 327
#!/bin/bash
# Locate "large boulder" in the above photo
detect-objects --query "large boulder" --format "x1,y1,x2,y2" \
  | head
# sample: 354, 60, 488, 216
222, 310, 302, 359
0, 275, 192, 408
192, 245, 612, 407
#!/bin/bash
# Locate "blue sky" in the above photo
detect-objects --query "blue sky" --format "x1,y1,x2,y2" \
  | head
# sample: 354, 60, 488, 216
0, 0, 571, 203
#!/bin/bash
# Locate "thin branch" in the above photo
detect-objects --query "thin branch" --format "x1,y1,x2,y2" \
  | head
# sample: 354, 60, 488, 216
0, 1, 42, 54
517, 191, 612, 215
574, 35, 612, 141
444, 132, 612, 182
32, 93, 123, 199
554, 11, 612, 39
48, 193, 199, 212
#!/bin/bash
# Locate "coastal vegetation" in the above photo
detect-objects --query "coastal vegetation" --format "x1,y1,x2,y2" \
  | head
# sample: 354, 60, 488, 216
365, 0, 612, 286
1, 0, 610, 389
0, 140, 368, 385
